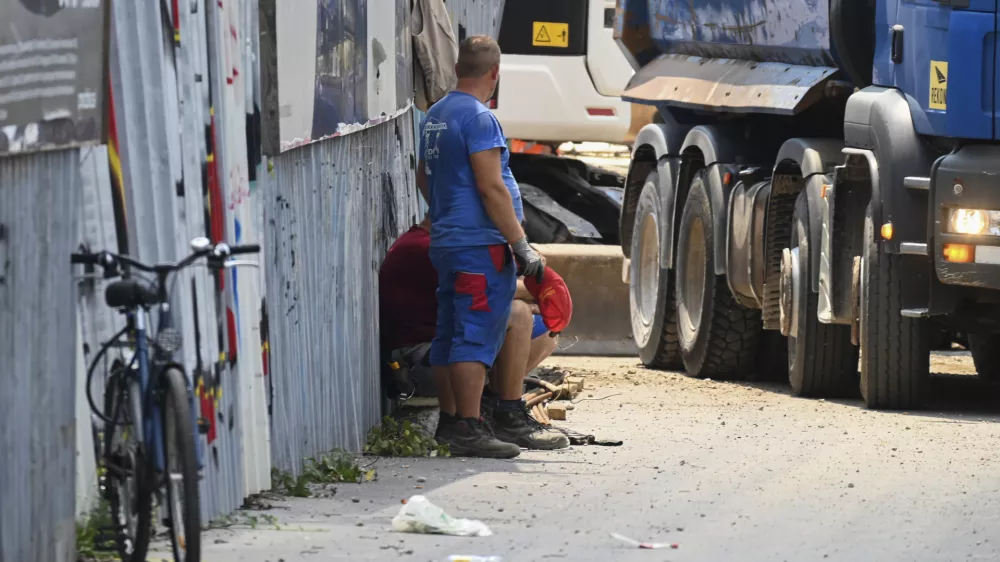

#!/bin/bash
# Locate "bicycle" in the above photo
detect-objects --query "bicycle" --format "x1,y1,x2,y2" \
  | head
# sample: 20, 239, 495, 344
73, 237, 260, 562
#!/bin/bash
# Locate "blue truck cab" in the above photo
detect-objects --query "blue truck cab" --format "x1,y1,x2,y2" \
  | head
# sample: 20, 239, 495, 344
616, 0, 1000, 409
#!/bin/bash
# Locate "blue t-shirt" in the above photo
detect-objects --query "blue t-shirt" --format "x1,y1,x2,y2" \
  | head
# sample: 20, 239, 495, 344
420, 91, 523, 248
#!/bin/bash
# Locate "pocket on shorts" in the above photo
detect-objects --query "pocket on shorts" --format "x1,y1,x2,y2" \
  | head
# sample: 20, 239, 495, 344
488, 244, 509, 272
455, 271, 490, 312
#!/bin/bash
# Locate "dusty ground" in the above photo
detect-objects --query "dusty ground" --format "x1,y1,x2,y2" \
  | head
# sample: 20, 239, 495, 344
152, 351, 1000, 562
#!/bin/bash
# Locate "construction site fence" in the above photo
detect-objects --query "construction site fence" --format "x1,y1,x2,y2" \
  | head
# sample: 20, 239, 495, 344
0, 1, 505, 560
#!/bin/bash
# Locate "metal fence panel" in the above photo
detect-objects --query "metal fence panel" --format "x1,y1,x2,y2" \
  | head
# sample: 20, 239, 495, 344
264, 112, 422, 473
263, 0, 505, 474
73, 0, 271, 524
211, 0, 272, 502
75, 146, 122, 519
0, 150, 81, 562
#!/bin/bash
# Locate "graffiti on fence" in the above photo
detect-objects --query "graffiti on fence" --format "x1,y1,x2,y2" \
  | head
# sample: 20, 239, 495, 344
274, 0, 411, 151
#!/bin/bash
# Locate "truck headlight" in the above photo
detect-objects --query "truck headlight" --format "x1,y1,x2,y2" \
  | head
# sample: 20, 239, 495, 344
949, 208, 999, 235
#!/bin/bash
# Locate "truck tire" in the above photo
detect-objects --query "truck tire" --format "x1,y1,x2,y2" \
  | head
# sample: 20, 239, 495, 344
969, 333, 1000, 382
675, 171, 760, 379
859, 204, 930, 409
629, 171, 682, 369
785, 192, 859, 397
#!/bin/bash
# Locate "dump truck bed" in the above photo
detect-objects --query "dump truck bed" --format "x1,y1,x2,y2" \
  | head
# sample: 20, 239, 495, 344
644, 0, 835, 66
614, 0, 877, 115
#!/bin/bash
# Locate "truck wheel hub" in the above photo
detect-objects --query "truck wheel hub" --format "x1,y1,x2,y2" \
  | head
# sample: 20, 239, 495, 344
678, 219, 706, 340
779, 247, 800, 337
637, 213, 660, 324
850, 256, 863, 346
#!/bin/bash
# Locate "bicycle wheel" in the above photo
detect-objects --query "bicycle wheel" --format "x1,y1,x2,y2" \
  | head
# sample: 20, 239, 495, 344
103, 371, 153, 561
161, 367, 201, 562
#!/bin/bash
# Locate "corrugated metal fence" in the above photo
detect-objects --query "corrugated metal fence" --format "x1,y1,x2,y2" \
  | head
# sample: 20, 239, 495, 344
0, 150, 81, 562
72, 0, 273, 525
2, 0, 504, 559
264, 0, 505, 474
264, 113, 422, 473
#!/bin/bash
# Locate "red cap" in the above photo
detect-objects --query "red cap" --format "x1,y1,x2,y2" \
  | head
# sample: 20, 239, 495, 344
523, 267, 573, 334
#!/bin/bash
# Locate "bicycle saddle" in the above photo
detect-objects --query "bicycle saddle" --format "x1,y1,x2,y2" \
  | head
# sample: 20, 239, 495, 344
105, 279, 160, 309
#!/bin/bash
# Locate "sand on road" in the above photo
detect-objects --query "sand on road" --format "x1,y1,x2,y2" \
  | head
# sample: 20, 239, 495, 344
165, 351, 1000, 562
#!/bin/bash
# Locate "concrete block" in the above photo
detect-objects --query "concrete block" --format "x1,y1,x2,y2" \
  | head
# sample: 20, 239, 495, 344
535, 244, 637, 356
547, 403, 568, 421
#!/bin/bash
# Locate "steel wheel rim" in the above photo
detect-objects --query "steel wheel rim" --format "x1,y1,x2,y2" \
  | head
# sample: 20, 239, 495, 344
787, 224, 804, 371
679, 218, 706, 341
106, 381, 142, 557
111, 440, 141, 554
859, 216, 870, 380
165, 403, 188, 562
637, 212, 660, 326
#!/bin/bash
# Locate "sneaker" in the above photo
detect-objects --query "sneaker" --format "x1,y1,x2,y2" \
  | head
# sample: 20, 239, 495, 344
493, 406, 571, 450
436, 417, 521, 459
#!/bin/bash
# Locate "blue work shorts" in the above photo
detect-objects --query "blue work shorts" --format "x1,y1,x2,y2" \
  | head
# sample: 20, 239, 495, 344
531, 314, 549, 339
429, 244, 516, 368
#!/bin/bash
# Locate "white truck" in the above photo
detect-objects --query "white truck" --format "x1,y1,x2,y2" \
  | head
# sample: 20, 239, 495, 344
488, 0, 641, 247
491, 0, 634, 145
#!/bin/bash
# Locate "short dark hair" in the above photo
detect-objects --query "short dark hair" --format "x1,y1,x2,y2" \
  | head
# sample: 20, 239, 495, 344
456, 35, 501, 79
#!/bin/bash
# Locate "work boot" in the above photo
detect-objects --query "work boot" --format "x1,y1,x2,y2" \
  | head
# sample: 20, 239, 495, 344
434, 411, 456, 440
479, 393, 497, 426
435, 417, 521, 459
493, 403, 570, 450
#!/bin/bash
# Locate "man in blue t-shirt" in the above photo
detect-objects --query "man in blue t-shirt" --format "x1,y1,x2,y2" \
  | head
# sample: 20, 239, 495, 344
416, 36, 555, 458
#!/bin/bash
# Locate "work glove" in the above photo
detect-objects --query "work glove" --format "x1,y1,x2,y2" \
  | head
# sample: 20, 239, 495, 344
511, 236, 544, 284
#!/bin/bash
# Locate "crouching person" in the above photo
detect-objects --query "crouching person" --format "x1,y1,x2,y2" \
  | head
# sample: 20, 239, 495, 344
379, 215, 569, 457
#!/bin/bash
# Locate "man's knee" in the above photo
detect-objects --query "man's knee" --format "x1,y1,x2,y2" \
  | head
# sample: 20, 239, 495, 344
508, 300, 533, 331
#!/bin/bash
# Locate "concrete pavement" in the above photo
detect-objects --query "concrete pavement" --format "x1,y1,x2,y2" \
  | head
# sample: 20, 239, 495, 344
153, 352, 1000, 562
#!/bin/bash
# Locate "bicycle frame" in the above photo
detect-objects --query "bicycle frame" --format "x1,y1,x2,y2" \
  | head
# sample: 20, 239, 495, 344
128, 298, 204, 475
75, 239, 258, 562
131, 307, 161, 470
76, 240, 258, 477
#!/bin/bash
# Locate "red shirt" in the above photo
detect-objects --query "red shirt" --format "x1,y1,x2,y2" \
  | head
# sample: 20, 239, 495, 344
379, 226, 438, 351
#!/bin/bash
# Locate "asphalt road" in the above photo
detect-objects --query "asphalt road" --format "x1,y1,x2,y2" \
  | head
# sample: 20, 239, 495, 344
156, 352, 1000, 562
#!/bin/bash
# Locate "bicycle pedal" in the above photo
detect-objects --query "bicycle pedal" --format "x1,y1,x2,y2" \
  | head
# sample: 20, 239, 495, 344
197, 416, 210, 434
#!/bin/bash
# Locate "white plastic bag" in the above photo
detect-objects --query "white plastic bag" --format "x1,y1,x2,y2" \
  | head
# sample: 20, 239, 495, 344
392, 495, 492, 537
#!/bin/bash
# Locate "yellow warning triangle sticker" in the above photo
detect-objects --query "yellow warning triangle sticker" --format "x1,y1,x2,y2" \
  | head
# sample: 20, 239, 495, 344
535, 25, 551, 43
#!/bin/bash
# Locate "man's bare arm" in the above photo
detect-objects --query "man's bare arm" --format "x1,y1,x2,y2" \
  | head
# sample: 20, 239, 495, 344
469, 148, 525, 244
416, 159, 430, 203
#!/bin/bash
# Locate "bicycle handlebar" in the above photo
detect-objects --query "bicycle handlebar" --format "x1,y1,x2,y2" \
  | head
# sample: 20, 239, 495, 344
70, 253, 98, 265
71, 242, 261, 274
229, 244, 260, 255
